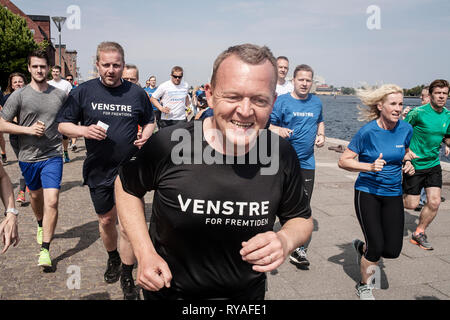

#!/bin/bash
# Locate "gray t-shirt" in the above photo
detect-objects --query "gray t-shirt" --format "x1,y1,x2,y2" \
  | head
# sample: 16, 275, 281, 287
1, 84, 66, 162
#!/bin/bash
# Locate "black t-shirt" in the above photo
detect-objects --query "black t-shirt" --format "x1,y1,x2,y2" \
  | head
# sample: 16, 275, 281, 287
119, 120, 311, 298
56, 78, 154, 187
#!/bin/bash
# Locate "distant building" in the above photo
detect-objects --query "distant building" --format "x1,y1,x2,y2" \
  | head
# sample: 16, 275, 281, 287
1, 0, 78, 79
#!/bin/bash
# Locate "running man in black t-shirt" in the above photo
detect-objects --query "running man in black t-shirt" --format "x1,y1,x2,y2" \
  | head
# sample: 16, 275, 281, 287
115, 44, 313, 299
57, 42, 155, 300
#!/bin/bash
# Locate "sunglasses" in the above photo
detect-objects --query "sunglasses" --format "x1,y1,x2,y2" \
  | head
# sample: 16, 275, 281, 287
172, 75, 183, 79
67, 78, 73, 81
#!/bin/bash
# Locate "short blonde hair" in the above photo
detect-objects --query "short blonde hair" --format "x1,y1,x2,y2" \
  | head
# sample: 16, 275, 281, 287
96, 41, 125, 62
357, 84, 403, 121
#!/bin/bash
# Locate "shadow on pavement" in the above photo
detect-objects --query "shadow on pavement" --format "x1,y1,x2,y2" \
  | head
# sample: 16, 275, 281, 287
49, 221, 100, 272
404, 210, 419, 237
81, 292, 111, 300
328, 242, 389, 290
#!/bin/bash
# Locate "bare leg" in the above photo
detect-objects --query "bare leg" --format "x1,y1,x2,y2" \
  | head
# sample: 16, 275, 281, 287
42, 188, 60, 243
417, 187, 441, 232
98, 206, 118, 252
29, 188, 44, 222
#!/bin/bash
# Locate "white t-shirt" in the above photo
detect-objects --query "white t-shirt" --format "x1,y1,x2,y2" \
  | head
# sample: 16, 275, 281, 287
276, 80, 294, 96
152, 80, 189, 120
48, 79, 72, 95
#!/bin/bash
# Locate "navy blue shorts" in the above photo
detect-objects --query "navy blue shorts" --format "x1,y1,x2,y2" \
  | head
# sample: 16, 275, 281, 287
89, 185, 115, 215
19, 157, 63, 191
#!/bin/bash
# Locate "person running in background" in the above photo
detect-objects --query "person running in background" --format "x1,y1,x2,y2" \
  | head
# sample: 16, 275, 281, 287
269, 64, 325, 269
48, 65, 73, 163
150, 66, 190, 128
144, 76, 159, 128
275, 56, 294, 96
338, 84, 415, 300
402, 79, 450, 251
0, 50, 67, 269
57, 41, 155, 300
65, 74, 79, 152
403, 86, 448, 211
1, 73, 28, 205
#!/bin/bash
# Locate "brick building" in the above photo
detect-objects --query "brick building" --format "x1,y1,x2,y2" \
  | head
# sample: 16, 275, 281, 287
1, 0, 78, 79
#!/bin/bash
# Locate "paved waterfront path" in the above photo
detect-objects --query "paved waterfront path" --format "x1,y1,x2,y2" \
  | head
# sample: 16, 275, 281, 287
0, 137, 449, 300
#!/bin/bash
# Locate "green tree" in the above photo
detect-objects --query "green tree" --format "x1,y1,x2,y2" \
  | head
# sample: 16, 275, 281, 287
341, 87, 356, 95
0, 6, 38, 91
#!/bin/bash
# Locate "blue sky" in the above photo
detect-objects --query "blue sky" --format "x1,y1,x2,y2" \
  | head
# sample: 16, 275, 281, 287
13, 0, 450, 88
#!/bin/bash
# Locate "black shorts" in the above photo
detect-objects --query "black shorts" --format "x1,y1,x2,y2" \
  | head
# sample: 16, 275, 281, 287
403, 164, 442, 195
89, 185, 115, 215
62, 135, 69, 140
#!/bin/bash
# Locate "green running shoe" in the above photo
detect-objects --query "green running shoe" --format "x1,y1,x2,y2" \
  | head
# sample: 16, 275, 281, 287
38, 248, 52, 268
37, 226, 43, 245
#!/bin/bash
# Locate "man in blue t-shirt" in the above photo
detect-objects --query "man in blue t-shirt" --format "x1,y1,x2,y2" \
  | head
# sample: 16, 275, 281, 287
57, 42, 155, 300
144, 76, 159, 127
269, 64, 325, 268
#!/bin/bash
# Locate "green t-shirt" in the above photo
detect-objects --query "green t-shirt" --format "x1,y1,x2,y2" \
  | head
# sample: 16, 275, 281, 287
404, 103, 450, 170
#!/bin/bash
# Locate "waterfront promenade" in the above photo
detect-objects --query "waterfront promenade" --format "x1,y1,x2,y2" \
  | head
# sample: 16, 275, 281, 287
0, 137, 449, 300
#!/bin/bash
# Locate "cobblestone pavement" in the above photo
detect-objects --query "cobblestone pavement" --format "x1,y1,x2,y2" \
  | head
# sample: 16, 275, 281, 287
0, 137, 449, 300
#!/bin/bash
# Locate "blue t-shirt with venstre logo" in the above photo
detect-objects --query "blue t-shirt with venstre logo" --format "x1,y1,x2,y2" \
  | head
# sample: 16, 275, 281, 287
348, 119, 413, 196
56, 78, 154, 188
270, 93, 323, 169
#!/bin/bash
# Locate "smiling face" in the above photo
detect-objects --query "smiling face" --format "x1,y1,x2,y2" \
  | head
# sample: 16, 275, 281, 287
11, 76, 25, 91
51, 67, 61, 81
96, 50, 124, 87
28, 57, 49, 84
378, 92, 403, 124
205, 55, 276, 153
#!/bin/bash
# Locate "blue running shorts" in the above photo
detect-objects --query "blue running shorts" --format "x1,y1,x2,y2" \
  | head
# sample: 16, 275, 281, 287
19, 157, 63, 191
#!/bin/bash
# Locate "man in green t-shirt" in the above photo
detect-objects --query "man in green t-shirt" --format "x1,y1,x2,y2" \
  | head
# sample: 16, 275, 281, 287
403, 79, 450, 250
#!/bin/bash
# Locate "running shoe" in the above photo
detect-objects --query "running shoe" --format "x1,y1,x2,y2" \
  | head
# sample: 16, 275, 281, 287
356, 283, 375, 300
63, 152, 70, 163
38, 248, 52, 268
1, 153, 7, 164
36, 226, 43, 245
120, 273, 140, 300
71, 144, 78, 152
410, 232, 433, 250
289, 246, 310, 267
414, 203, 423, 212
16, 191, 26, 204
104, 257, 121, 283
352, 239, 364, 266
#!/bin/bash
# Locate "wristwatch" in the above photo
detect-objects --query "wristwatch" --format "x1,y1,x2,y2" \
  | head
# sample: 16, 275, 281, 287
4, 208, 19, 216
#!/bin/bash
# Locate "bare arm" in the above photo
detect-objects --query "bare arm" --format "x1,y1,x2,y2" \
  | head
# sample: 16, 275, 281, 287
240, 216, 313, 273
58, 122, 106, 140
315, 121, 325, 147
268, 124, 292, 139
114, 176, 172, 291
134, 121, 156, 148
150, 96, 170, 114
0, 117, 44, 136
338, 148, 386, 172
0, 164, 19, 253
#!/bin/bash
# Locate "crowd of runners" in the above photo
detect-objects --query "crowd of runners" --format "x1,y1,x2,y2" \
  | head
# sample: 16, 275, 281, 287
0, 42, 449, 300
